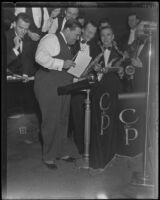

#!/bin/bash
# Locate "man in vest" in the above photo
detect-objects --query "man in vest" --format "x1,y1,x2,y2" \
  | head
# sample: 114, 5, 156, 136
34, 19, 82, 170
48, 7, 79, 34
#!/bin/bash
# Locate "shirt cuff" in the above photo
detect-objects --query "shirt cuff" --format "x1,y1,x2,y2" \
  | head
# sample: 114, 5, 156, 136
54, 59, 64, 71
22, 74, 28, 77
13, 48, 20, 56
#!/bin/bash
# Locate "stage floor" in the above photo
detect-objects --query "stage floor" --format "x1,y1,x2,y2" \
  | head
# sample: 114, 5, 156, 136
4, 127, 157, 199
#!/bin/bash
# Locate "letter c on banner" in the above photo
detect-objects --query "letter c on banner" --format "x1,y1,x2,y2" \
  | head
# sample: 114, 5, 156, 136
99, 92, 111, 111
119, 108, 139, 125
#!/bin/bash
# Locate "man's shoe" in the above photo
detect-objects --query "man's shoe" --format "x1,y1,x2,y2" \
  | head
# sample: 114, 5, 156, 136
61, 156, 76, 163
44, 162, 58, 170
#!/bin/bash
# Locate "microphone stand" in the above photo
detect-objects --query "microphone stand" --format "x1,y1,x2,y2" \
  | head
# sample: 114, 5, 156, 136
130, 30, 155, 188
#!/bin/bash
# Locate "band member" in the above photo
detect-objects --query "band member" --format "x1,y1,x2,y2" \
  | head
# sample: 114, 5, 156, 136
48, 7, 79, 34
70, 20, 98, 155
89, 26, 123, 170
118, 13, 140, 51
34, 19, 82, 170
45, 8, 61, 33
6, 13, 38, 115
119, 20, 149, 93
128, 21, 151, 92
11, 6, 50, 75
6, 13, 35, 76
13, 6, 50, 40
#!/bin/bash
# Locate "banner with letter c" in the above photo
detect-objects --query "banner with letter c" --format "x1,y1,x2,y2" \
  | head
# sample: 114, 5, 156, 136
116, 92, 147, 157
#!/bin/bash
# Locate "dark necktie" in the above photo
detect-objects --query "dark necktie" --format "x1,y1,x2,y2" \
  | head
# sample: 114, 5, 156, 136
81, 39, 87, 44
105, 46, 112, 51
17, 39, 23, 54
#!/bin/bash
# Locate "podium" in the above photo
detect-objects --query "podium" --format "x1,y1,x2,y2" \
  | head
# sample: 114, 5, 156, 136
57, 77, 95, 169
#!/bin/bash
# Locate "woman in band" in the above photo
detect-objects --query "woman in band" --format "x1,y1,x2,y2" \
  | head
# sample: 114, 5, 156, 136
89, 26, 124, 170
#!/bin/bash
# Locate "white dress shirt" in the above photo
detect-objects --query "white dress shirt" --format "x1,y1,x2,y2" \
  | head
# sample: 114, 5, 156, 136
104, 49, 111, 67
35, 32, 68, 71
97, 48, 111, 81
48, 17, 66, 34
128, 29, 136, 45
80, 38, 90, 56
32, 7, 49, 32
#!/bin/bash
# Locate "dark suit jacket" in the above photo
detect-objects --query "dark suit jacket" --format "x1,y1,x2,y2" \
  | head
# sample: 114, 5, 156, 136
117, 30, 130, 52
6, 28, 37, 75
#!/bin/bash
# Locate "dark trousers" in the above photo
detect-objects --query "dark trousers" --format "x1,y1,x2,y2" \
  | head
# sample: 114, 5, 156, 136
70, 92, 86, 155
34, 69, 73, 161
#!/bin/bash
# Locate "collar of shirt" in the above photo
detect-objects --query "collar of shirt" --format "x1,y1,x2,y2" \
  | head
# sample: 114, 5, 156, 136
61, 17, 67, 31
60, 32, 67, 44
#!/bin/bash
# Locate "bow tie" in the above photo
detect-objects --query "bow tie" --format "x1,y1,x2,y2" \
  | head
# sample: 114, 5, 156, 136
104, 46, 112, 51
81, 39, 87, 44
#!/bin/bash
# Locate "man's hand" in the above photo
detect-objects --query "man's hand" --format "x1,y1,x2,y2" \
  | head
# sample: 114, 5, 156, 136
131, 57, 143, 68
118, 67, 124, 78
94, 63, 102, 72
63, 60, 76, 70
14, 36, 21, 50
28, 30, 40, 41
123, 51, 129, 59
22, 74, 30, 83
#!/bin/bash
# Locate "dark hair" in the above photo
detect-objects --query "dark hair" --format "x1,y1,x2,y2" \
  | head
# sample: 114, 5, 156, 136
128, 12, 139, 19
64, 18, 82, 30
47, 7, 61, 16
99, 18, 110, 26
100, 25, 114, 34
15, 13, 31, 24
84, 20, 97, 29
66, 7, 79, 12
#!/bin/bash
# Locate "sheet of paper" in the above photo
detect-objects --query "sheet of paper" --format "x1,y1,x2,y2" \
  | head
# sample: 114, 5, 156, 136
67, 51, 92, 78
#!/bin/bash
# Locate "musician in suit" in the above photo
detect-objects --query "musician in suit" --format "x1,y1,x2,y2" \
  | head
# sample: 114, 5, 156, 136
69, 20, 98, 155
34, 19, 82, 169
118, 13, 140, 51
48, 7, 79, 34
44, 7, 61, 33
6, 13, 38, 114
14, 6, 50, 40
89, 26, 124, 169
6, 12, 35, 76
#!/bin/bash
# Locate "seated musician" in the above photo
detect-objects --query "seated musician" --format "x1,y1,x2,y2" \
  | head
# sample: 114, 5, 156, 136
6, 13, 32, 76
69, 20, 98, 155
6, 13, 39, 115
89, 26, 124, 170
